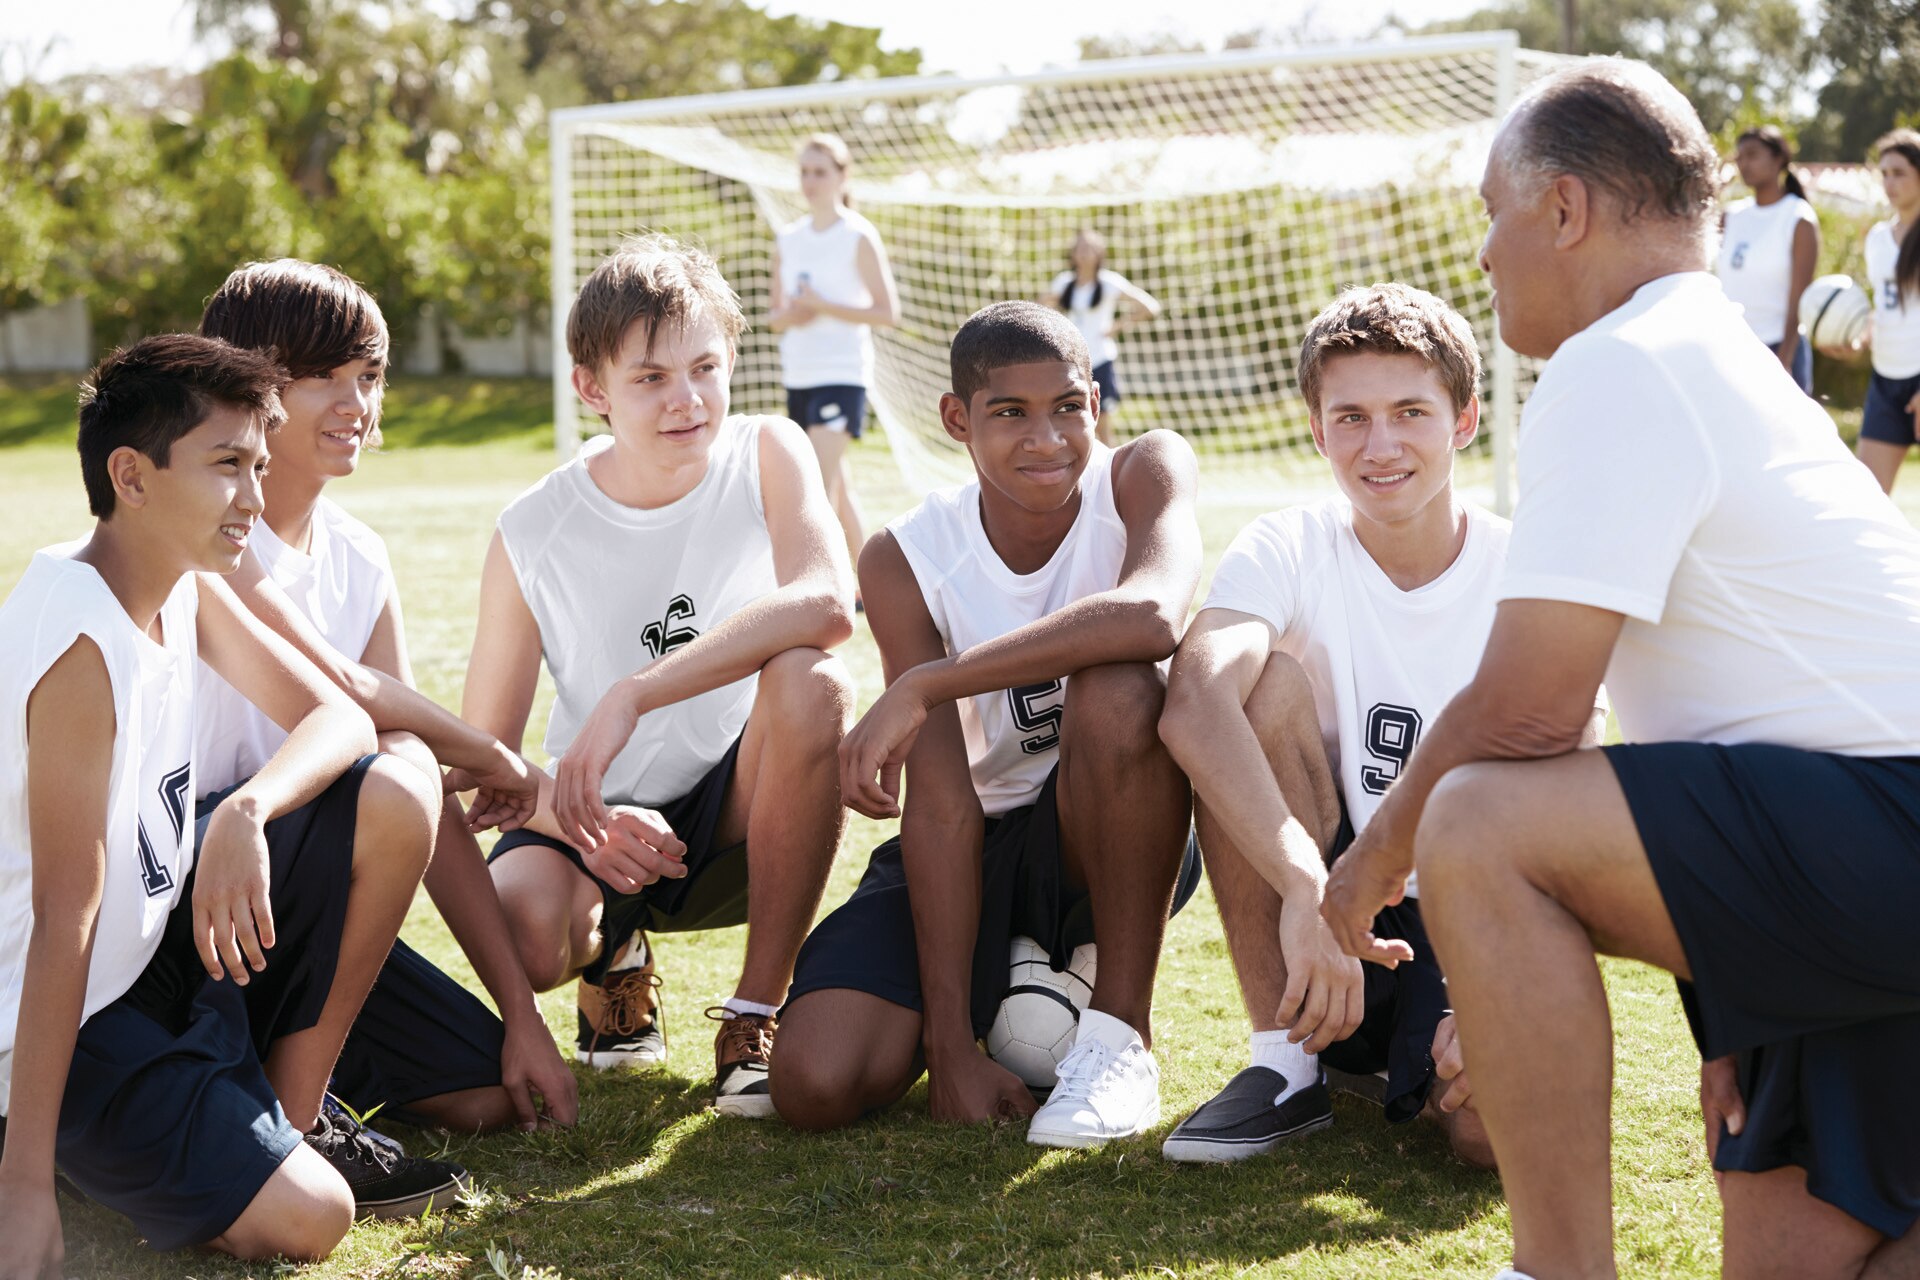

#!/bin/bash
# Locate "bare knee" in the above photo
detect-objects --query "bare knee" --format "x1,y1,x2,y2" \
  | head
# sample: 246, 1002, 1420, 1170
491, 849, 593, 992
375, 729, 441, 790
356, 753, 440, 879
760, 647, 855, 744
771, 994, 914, 1132
1068, 662, 1166, 755
213, 1147, 352, 1262
408, 1086, 523, 1136
1445, 1105, 1498, 1170
1413, 762, 1510, 903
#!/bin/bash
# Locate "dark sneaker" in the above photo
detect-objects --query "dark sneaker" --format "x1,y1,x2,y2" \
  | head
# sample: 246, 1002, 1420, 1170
708, 1007, 776, 1119
576, 934, 667, 1070
1160, 1066, 1333, 1164
322, 1091, 404, 1163
304, 1103, 467, 1219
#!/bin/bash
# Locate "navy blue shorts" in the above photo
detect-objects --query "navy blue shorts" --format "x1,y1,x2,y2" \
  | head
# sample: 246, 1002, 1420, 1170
785, 767, 1203, 1039
36, 756, 376, 1251
488, 736, 748, 985
1091, 360, 1124, 408
1861, 370, 1920, 446
785, 385, 868, 439
1315, 809, 1449, 1125
332, 937, 504, 1124
1605, 741, 1920, 1236
1786, 336, 1813, 394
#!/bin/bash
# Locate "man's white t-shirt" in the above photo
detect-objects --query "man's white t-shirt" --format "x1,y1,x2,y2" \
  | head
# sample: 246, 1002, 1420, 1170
0, 549, 199, 1112
1864, 221, 1920, 379
194, 497, 393, 798
1715, 194, 1817, 346
1204, 499, 1511, 899
1502, 272, 1920, 754
1048, 269, 1127, 366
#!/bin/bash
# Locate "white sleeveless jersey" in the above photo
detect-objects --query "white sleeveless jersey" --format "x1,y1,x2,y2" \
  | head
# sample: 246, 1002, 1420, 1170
1048, 269, 1127, 366
891, 445, 1127, 816
195, 497, 393, 798
0, 548, 199, 1111
1715, 195, 1817, 346
1865, 220, 1920, 378
777, 211, 877, 389
497, 417, 777, 806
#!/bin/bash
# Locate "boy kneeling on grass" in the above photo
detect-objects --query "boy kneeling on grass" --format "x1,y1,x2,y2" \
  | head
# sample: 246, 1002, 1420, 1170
0, 336, 462, 1276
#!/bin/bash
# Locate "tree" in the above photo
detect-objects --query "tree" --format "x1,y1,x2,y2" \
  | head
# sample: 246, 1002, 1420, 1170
1801, 0, 1920, 160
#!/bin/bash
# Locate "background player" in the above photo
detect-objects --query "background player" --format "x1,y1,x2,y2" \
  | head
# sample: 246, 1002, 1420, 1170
470, 236, 855, 1119
1857, 129, 1920, 492
773, 301, 1202, 1149
1714, 125, 1818, 393
1043, 229, 1162, 446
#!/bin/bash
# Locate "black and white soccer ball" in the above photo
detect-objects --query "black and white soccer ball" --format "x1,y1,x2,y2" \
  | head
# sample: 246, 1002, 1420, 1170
985, 935, 1097, 1090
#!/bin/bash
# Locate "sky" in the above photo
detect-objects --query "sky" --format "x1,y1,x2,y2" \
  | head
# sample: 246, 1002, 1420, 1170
8, 0, 1493, 82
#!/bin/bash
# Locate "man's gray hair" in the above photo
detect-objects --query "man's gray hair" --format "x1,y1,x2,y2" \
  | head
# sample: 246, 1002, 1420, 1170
1504, 58, 1719, 231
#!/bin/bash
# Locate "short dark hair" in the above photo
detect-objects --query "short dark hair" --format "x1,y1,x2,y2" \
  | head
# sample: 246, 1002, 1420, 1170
1507, 59, 1719, 230
78, 334, 288, 519
200, 259, 388, 447
949, 301, 1091, 406
1299, 284, 1481, 419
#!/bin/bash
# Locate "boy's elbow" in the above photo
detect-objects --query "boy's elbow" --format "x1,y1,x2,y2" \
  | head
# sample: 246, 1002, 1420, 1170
1133, 599, 1183, 661
816, 592, 856, 650
1155, 673, 1217, 767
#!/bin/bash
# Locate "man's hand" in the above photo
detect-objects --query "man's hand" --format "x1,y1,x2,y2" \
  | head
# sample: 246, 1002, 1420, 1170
1430, 1013, 1473, 1114
580, 806, 687, 894
1700, 1054, 1745, 1162
1274, 891, 1365, 1053
553, 682, 644, 849
447, 748, 543, 834
1321, 829, 1416, 968
500, 1011, 579, 1130
926, 1047, 1039, 1125
194, 802, 276, 985
839, 676, 932, 819
0, 1178, 63, 1280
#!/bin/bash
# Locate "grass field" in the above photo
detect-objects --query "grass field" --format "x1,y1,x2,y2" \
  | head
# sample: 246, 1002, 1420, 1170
4, 387, 1915, 1280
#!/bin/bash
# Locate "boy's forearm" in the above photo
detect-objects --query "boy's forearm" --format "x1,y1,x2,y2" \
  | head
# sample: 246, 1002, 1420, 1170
1, 918, 97, 1184
623, 583, 851, 717
1175, 705, 1326, 900
901, 807, 987, 1063
422, 823, 543, 1023
231, 703, 376, 821
360, 670, 518, 776
904, 592, 1178, 711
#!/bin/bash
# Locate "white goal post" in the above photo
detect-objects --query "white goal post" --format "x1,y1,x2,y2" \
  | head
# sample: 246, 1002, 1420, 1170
551, 32, 1559, 511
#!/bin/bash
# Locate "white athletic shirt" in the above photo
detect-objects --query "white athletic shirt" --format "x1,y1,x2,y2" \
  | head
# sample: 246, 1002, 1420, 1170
497, 418, 777, 806
194, 497, 393, 799
777, 211, 878, 389
0, 548, 199, 1112
1205, 499, 1510, 899
891, 444, 1127, 816
1503, 272, 1920, 754
1715, 195, 1817, 345
1048, 269, 1128, 366
1865, 221, 1920, 378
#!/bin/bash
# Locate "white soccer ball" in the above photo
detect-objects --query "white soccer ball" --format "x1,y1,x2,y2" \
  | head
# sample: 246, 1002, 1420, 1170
1801, 273, 1872, 353
986, 936, 1097, 1090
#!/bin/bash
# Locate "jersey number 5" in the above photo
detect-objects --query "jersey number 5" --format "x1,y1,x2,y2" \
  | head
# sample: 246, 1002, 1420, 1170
1008, 680, 1064, 755
137, 763, 194, 898
1360, 704, 1423, 796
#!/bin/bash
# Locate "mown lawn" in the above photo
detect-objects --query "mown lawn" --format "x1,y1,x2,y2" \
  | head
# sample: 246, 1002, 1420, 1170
4, 395, 1915, 1279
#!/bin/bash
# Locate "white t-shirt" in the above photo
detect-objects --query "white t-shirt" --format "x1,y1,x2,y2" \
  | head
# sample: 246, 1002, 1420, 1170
1048, 269, 1128, 366
1502, 272, 1920, 754
1864, 220, 1920, 378
194, 497, 393, 798
777, 211, 878, 389
497, 418, 777, 807
1205, 499, 1511, 899
1715, 194, 1817, 345
892, 445, 1127, 815
0, 548, 199, 1112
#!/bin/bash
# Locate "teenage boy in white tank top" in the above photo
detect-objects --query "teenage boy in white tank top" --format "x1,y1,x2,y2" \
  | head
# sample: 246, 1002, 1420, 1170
0, 336, 451, 1271
194, 260, 576, 1137
772, 301, 1204, 1150
467, 236, 856, 1120
1157, 285, 1607, 1166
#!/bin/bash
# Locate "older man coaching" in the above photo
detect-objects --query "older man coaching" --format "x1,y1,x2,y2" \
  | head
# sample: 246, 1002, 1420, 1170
1323, 60, 1920, 1280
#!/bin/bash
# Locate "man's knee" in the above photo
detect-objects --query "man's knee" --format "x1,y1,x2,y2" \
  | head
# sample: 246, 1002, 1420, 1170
760, 647, 854, 744
356, 754, 440, 878
215, 1147, 353, 1262
1067, 661, 1167, 753
1413, 762, 1510, 902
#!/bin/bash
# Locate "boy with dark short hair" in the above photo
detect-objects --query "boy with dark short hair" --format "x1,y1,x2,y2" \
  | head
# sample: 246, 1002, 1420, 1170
772, 300, 1203, 1149
469, 235, 855, 1118
0, 335, 459, 1275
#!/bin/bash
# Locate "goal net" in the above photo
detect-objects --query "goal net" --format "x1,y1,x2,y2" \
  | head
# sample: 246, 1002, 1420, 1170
550, 32, 1561, 509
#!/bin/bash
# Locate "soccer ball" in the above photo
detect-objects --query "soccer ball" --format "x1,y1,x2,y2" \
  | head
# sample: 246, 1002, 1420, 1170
986, 936, 1097, 1090
1801, 273, 1872, 353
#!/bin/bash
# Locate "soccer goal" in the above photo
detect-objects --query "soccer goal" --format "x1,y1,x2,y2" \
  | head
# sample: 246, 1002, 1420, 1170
550, 32, 1561, 511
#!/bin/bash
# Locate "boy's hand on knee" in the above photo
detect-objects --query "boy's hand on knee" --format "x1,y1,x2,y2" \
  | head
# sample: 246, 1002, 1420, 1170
1431, 1014, 1472, 1113
1321, 833, 1415, 968
581, 806, 687, 893
1275, 893, 1366, 1053
927, 1048, 1040, 1126
839, 681, 928, 819
194, 803, 276, 984
1699, 1054, 1744, 1160
554, 684, 645, 849
0, 1178, 62, 1280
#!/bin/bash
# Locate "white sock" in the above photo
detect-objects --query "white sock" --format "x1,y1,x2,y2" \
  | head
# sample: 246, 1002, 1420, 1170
1251, 1030, 1318, 1102
722, 996, 778, 1020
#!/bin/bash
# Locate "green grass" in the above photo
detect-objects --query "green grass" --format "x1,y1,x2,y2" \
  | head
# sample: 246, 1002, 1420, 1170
8, 419, 1920, 1280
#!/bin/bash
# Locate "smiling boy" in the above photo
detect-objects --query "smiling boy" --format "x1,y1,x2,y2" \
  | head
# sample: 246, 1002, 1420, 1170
467, 236, 855, 1118
1157, 284, 1600, 1165
772, 301, 1203, 1148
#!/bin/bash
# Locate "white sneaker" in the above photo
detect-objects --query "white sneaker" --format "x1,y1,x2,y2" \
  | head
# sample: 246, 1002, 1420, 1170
1026, 1009, 1160, 1149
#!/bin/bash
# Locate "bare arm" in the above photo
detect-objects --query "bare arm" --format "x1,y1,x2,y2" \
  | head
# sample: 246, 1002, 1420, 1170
841, 429, 1202, 818
1322, 598, 1622, 965
1778, 217, 1820, 368
1109, 273, 1163, 334
767, 243, 801, 333
0, 639, 114, 1279
461, 529, 563, 849
552, 419, 856, 846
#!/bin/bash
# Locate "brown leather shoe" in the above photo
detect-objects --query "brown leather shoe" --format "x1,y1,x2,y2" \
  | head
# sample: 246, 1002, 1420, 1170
708, 1006, 777, 1118
576, 933, 666, 1070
